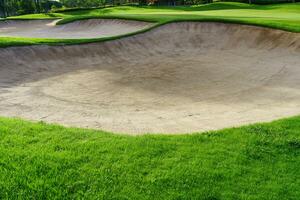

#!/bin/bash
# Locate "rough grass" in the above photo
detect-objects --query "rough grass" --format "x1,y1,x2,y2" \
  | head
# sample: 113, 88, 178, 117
0, 116, 299, 199
1, 2, 300, 47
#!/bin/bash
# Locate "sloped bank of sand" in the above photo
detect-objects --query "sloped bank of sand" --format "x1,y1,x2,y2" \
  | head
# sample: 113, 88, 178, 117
0, 19, 154, 39
0, 22, 300, 134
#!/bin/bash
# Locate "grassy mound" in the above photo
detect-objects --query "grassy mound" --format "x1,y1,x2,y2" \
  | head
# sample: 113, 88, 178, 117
1, 2, 300, 47
0, 116, 299, 199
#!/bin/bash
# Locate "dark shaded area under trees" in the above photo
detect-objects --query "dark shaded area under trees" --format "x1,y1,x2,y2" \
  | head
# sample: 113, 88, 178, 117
0, 0, 62, 17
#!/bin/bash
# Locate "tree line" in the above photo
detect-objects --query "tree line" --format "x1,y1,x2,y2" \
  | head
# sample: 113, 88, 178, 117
0, 0, 63, 17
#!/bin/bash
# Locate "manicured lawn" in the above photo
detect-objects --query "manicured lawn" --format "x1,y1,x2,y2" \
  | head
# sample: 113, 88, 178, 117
0, 116, 299, 199
1, 2, 300, 47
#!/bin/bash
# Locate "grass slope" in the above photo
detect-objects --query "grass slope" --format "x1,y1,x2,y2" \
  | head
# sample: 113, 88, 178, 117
1, 2, 300, 47
0, 116, 299, 199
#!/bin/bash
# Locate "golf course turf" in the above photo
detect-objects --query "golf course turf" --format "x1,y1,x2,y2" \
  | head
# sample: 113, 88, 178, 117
0, 116, 299, 199
1, 2, 300, 199
1, 2, 300, 46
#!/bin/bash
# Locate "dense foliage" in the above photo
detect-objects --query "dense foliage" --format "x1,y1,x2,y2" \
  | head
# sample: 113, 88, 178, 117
0, 0, 62, 17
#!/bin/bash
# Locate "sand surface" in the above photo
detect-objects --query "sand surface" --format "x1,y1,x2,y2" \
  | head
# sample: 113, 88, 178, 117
1, 22, 300, 134
0, 19, 153, 39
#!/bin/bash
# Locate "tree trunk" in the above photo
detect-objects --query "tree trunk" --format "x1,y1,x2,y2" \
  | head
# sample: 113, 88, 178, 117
35, 0, 41, 13
0, 0, 6, 18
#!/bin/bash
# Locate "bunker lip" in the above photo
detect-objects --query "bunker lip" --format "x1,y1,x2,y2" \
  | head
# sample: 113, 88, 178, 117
0, 19, 154, 39
0, 22, 300, 135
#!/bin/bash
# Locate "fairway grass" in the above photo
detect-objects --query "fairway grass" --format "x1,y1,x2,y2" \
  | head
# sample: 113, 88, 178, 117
0, 116, 299, 199
1, 2, 300, 47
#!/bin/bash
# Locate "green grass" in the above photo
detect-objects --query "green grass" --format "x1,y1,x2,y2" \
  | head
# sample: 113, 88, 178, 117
0, 116, 299, 199
1, 2, 300, 47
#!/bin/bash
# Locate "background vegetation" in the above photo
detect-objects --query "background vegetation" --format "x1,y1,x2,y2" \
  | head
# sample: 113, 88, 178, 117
0, 0, 299, 18
0, 0, 62, 17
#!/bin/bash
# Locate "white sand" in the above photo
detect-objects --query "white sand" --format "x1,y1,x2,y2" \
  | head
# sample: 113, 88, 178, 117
1, 22, 300, 134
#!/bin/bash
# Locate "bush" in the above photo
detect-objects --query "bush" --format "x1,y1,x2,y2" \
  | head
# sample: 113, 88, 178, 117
16, 9, 26, 15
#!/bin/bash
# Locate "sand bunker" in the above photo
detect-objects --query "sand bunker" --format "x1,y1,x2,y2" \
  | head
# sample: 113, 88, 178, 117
0, 19, 153, 39
1, 22, 300, 134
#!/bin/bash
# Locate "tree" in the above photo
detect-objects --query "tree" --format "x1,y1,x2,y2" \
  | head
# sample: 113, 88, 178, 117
0, 0, 7, 18
34, 0, 41, 13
